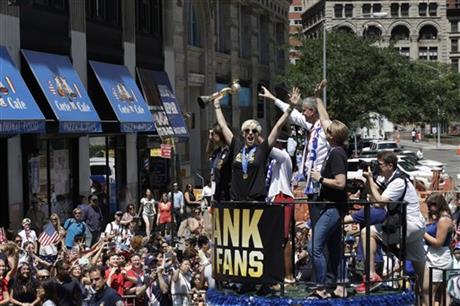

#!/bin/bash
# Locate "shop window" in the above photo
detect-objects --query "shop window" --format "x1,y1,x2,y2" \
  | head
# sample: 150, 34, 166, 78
136, 0, 162, 36
429, 3, 437, 17
27, 138, 75, 223
401, 3, 409, 17
344, 4, 353, 18
334, 4, 343, 18
391, 3, 399, 17
419, 3, 427, 16
86, 0, 121, 26
452, 39, 458, 52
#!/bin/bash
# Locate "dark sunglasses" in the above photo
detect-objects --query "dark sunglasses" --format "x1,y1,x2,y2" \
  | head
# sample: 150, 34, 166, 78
74, 212, 81, 215
244, 128, 258, 134
38, 275, 50, 280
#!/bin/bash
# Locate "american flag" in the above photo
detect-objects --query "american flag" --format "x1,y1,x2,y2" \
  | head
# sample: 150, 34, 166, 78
38, 223, 60, 246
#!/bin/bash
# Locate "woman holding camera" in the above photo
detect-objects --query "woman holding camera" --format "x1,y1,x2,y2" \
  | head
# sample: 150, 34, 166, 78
308, 81, 350, 299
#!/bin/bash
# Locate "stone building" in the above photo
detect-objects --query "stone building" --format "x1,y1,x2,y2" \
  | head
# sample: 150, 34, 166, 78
301, 0, 450, 63
447, 0, 460, 71
166, 0, 291, 185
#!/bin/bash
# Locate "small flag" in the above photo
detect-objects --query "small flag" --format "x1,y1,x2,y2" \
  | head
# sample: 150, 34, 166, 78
38, 223, 59, 246
0, 228, 6, 243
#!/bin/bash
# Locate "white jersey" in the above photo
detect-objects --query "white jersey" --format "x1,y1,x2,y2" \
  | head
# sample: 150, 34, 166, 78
267, 148, 294, 200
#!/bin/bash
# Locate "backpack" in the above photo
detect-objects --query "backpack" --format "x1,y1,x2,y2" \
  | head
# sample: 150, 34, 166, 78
381, 172, 408, 234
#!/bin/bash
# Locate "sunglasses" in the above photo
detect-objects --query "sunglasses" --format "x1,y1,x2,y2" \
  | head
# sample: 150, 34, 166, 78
244, 128, 258, 134
74, 212, 81, 215
38, 275, 50, 280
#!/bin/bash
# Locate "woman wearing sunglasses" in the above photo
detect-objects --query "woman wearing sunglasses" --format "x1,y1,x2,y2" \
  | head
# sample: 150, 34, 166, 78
213, 88, 297, 202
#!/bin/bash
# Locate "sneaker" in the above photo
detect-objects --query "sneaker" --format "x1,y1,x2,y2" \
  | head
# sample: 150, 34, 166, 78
355, 274, 383, 293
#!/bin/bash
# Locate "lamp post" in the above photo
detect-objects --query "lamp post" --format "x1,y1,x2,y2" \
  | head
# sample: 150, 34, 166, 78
418, 62, 444, 148
322, 12, 387, 108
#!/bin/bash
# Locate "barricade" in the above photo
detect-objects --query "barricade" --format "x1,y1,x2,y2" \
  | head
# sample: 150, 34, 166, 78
211, 199, 412, 301
429, 267, 460, 306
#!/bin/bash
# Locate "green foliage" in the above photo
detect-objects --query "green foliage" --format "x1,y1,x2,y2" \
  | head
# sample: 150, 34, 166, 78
286, 32, 460, 128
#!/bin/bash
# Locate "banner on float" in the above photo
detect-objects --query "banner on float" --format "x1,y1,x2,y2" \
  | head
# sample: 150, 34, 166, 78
212, 202, 284, 284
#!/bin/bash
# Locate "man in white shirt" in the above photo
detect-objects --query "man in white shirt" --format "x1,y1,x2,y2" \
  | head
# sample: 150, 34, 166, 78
360, 151, 427, 304
267, 136, 295, 283
260, 84, 330, 226
168, 182, 184, 233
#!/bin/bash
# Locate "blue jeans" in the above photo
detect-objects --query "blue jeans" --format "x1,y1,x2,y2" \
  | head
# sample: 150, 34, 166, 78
308, 208, 345, 285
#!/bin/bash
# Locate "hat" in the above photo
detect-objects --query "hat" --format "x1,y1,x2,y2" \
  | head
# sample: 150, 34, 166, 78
22, 218, 31, 225
454, 242, 460, 250
276, 130, 289, 143
173, 182, 178, 187
115, 211, 123, 216
144, 254, 157, 268
345, 235, 355, 244
90, 195, 98, 201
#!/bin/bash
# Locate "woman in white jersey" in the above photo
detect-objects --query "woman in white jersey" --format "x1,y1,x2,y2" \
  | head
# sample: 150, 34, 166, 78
138, 189, 156, 237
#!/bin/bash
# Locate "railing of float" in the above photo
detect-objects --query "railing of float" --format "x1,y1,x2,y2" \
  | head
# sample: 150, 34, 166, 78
428, 267, 460, 306
211, 199, 412, 300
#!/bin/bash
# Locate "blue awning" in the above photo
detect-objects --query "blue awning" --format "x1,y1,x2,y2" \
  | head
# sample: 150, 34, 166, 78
21, 49, 102, 133
0, 46, 45, 133
89, 61, 155, 133
139, 70, 189, 140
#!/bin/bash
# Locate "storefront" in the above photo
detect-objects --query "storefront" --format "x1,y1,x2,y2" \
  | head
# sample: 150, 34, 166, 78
88, 60, 155, 219
21, 49, 102, 223
0, 46, 46, 227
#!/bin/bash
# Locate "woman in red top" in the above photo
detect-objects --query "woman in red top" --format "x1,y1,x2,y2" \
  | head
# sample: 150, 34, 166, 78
157, 193, 173, 237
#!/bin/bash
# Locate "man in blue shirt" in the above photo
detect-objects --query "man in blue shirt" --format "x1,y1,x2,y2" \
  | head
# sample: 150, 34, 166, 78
78, 195, 103, 245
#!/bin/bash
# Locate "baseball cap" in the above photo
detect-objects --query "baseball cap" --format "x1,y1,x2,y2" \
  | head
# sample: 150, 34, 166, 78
115, 211, 123, 216
90, 195, 98, 201
22, 218, 31, 225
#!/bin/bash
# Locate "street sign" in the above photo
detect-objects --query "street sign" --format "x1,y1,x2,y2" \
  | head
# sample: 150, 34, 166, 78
160, 144, 172, 159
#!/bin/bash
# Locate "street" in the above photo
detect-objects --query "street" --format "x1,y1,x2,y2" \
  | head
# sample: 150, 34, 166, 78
400, 139, 460, 186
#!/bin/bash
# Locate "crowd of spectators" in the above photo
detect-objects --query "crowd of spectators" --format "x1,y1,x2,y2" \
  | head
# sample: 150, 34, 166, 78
0, 185, 212, 306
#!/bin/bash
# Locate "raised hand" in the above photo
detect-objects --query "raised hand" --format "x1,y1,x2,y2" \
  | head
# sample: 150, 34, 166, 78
258, 86, 276, 101
314, 79, 327, 97
213, 94, 223, 108
289, 87, 301, 106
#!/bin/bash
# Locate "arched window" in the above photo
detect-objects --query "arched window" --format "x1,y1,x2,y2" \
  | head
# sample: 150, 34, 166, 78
188, 2, 200, 47
336, 26, 354, 34
419, 24, 438, 40
363, 25, 382, 39
391, 25, 410, 41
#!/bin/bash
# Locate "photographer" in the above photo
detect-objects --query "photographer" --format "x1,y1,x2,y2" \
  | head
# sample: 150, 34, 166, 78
124, 253, 147, 306
359, 151, 428, 305
145, 254, 172, 306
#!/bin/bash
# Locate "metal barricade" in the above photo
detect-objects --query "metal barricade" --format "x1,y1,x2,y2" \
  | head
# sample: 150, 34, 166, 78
429, 267, 460, 306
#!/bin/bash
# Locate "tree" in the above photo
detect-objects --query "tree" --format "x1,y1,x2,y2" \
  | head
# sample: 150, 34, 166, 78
286, 32, 460, 128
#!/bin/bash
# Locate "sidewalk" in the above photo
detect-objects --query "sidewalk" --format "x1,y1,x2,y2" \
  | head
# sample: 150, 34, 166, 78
400, 139, 458, 150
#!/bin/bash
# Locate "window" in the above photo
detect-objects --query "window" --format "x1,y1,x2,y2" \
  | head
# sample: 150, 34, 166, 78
294, 6, 302, 12
419, 47, 437, 60
215, 0, 230, 53
362, 4, 371, 17
240, 5, 252, 58
373, 4, 382, 13
419, 3, 427, 16
275, 23, 285, 70
259, 15, 270, 64
452, 39, 458, 52
344, 4, 353, 17
86, 0, 121, 26
452, 21, 458, 33
399, 47, 410, 57
429, 3, 437, 16
452, 59, 459, 72
391, 3, 399, 17
136, 0, 162, 36
401, 3, 409, 17
188, 2, 200, 47
33, 0, 66, 10
391, 25, 410, 41
294, 20, 302, 25
364, 25, 382, 39
419, 25, 438, 40
334, 4, 343, 18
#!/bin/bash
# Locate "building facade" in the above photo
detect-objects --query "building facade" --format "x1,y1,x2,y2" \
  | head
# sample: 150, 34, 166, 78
301, 0, 450, 63
447, 0, 460, 71
165, 0, 290, 186
0, 0, 174, 228
289, 0, 305, 63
